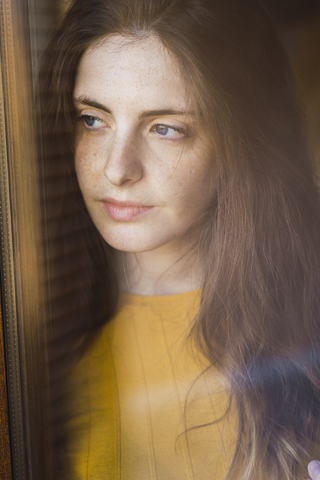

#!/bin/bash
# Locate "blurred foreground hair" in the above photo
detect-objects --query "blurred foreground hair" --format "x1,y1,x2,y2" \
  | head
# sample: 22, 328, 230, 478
40, 0, 320, 478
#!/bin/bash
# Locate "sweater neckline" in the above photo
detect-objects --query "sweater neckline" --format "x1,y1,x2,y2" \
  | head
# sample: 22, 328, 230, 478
119, 288, 202, 309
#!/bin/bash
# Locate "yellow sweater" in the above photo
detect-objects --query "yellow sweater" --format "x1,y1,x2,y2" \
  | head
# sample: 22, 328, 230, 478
66, 289, 237, 479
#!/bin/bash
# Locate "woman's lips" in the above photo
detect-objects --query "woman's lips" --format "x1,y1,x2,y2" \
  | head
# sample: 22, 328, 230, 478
101, 199, 154, 222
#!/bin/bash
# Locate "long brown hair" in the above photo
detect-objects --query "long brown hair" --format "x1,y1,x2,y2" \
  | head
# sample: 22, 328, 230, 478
40, 0, 320, 478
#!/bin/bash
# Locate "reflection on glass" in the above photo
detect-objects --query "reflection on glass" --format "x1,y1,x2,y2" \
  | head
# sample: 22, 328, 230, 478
39, 1, 320, 479
39, 2, 320, 479
1, 0, 320, 479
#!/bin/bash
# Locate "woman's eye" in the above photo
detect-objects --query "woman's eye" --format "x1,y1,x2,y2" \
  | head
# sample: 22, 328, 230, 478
79, 115, 105, 129
153, 123, 186, 139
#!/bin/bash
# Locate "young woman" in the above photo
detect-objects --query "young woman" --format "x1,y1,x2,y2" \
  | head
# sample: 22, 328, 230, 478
40, 0, 320, 478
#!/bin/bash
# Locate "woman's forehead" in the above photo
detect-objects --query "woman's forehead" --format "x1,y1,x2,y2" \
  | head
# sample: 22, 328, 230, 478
90, 34, 170, 63
74, 34, 193, 115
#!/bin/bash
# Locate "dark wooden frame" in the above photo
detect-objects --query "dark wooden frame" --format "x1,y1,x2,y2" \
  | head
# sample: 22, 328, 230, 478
0, 292, 12, 479
0, 1, 52, 478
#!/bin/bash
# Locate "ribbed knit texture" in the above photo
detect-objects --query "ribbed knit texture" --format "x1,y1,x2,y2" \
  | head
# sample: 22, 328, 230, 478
66, 289, 236, 479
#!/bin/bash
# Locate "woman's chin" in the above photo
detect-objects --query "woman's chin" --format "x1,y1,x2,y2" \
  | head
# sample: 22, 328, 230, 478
102, 234, 167, 254
100, 229, 184, 255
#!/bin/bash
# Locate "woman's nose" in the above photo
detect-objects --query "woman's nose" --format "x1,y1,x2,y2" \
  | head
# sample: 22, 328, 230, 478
103, 134, 143, 186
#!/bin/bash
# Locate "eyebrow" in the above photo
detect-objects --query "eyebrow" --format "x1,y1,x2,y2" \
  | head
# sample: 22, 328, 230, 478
73, 96, 195, 117
74, 97, 111, 114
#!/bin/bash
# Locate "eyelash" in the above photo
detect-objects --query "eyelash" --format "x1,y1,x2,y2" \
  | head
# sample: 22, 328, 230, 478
77, 114, 106, 130
77, 115, 187, 139
151, 123, 187, 139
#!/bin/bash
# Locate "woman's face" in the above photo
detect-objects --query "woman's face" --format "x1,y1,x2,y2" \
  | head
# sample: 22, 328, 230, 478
74, 35, 216, 254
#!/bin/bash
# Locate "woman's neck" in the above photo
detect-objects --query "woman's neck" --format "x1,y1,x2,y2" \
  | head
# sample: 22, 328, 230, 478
114, 244, 203, 296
